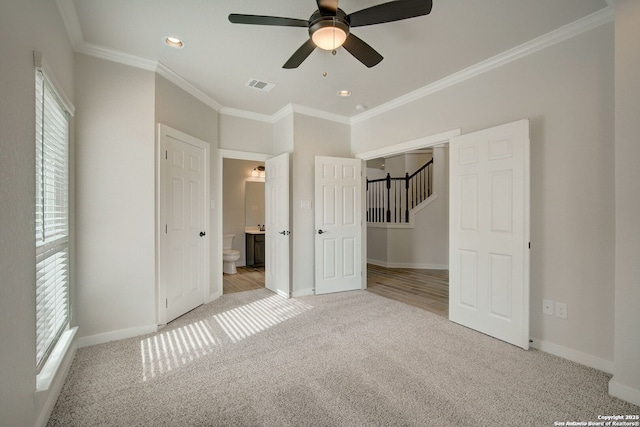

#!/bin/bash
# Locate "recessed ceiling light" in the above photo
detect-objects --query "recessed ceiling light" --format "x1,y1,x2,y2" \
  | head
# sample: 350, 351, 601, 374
163, 36, 184, 49
337, 90, 351, 97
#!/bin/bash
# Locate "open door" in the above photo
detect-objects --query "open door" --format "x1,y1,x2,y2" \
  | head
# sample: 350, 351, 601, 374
265, 153, 290, 298
314, 156, 363, 294
449, 120, 530, 349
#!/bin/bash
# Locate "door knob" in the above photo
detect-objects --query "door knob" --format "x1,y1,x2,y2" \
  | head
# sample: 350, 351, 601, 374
318, 229, 325, 234
199, 231, 206, 237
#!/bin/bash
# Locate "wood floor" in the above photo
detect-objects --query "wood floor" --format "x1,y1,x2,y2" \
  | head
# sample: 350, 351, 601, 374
222, 264, 449, 318
223, 266, 265, 294
366, 264, 449, 317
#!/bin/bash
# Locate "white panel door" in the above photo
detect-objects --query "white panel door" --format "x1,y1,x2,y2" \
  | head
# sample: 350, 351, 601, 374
449, 119, 530, 349
265, 153, 290, 298
160, 125, 208, 324
315, 156, 362, 295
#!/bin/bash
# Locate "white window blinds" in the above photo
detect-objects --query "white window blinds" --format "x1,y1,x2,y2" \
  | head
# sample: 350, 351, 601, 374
35, 69, 70, 371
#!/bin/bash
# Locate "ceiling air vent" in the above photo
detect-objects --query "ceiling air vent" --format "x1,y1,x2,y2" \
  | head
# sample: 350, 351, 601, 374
245, 79, 275, 92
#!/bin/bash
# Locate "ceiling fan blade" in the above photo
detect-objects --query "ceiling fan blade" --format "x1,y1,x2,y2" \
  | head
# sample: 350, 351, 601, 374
316, 0, 338, 15
342, 33, 383, 68
347, 0, 433, 27
283, 39, 317, 69
228, 14, 308, 27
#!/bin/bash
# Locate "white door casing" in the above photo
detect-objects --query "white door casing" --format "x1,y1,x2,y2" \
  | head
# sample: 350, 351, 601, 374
449, 119, 530, 349
159, 125, 209, 324
265, 153, 290, 298
315, 156, 363, 295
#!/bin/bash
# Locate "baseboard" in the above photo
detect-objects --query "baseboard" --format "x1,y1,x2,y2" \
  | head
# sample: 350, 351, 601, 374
367, 259, 448, 270
205, 289, 222, 304
77, 324, 157, 348
292, 288, 314, 298
530, 337, 615, 374
609, 377, 640, 407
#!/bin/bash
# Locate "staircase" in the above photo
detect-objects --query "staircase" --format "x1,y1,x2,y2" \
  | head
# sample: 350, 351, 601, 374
366, 159, 433, 224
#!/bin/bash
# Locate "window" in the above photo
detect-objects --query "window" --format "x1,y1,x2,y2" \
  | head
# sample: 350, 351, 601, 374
35, 67, 70, 371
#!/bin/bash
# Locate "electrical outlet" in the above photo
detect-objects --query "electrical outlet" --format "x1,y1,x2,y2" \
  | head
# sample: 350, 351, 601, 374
555, 302, 568, 319
542, 299, 554, 315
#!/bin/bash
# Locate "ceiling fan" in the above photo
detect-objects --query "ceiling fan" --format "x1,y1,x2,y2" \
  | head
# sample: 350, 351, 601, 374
229, 0, 433, 69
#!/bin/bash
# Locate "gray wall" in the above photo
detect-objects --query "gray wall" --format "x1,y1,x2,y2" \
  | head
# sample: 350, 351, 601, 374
75, 54, 157, 340
291, 113, 352, 296
0, 1, 75, 425
612, 0, 640, 405
353, 24, 616, 366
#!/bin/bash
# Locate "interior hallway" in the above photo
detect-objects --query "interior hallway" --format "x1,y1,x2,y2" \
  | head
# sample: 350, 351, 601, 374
366, 264, 449, 317
222, 264, 449, 318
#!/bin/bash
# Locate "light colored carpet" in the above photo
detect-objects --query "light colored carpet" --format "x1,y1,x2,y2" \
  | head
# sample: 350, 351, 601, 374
48, 289, 638, 426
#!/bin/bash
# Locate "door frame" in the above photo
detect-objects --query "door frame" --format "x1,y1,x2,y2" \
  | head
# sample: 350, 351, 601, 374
215, 149, 271, 298
156, 124, 210, 325
354, 129, 461, 290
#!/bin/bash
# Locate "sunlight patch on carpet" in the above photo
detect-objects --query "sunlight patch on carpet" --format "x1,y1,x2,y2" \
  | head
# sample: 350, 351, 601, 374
140, 295, 312, 381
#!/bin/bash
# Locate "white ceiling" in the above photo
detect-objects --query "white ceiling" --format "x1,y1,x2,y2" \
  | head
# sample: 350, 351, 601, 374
61, 0, 609, 119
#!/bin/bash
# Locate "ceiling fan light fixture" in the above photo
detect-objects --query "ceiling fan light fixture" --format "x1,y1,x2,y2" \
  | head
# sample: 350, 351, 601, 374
310, 18, 349, 51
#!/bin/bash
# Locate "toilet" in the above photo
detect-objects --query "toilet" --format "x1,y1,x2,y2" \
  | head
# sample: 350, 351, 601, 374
223, 234, 241, 275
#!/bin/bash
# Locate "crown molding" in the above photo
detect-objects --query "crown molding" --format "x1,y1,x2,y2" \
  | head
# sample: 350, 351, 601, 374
350, 7, 614, 124
156, 63, 222, 111
219, 107, 274, 123
289, 103, 351, 125
55, 0, 223, 112
56, 0, 612, 128
76, 42, 157, 71
55, 0, 83, 51
221, 103, 351, 125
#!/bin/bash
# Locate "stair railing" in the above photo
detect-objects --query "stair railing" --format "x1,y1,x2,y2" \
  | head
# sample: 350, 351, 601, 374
366, 159, 433, 224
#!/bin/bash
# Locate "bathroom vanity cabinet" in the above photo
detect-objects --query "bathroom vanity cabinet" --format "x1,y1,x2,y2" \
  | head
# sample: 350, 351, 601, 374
246, 232, 265, 267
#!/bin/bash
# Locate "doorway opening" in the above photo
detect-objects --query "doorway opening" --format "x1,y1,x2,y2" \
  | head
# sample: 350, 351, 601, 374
220, 151, 270, 295
357, 130, 460, 318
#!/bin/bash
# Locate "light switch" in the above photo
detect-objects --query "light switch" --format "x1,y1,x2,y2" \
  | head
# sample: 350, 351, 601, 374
301, 200, 312, 210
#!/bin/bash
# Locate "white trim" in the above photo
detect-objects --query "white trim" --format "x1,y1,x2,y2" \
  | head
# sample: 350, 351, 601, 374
292, 288, 314, 298
156, 63, 222, 111
219, 149, 271, 162
221, 103, 352, 125
290, 103, 351, 125
55, 0, 83, 51
350, 8, 614, 124
34, 328, 78, 427
77, 41, 157, 71
77, 324, 157, 348
220, 107, 274, 123
35, 327, 77, 392
33, 52, 75, 116
356, 129, 460, 160
609, 378, 640, 407
271, 104, 295, 123
530, 337, 615, 374
205, 289, 222, 304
